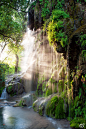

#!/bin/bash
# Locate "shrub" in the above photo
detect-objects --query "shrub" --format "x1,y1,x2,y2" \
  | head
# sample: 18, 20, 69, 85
47, 10, 69, 49
70, 117, 86, 129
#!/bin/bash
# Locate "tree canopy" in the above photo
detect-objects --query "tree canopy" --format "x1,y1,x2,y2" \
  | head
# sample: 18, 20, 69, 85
0, 0, 30, 72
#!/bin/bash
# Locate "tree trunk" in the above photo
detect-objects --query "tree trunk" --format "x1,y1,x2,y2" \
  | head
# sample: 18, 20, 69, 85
15, 54, 19, 73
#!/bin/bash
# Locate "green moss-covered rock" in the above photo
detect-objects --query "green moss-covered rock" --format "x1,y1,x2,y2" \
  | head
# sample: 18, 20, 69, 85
55, 97, 66, 119
45, 96, 66, 118
33, 102, 37, 112
13, 99, 23, 107
46, 95, 58, 117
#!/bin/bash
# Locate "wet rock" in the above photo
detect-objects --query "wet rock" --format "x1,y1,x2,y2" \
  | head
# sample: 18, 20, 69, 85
14, 92, 36, 107
22, 93, 33, 106
33, 94, 61, 116
6, 77, 25, 96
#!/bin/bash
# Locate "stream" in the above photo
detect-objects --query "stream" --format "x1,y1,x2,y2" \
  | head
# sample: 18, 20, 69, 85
0, 106, 32, 129
0, 104, 72, 129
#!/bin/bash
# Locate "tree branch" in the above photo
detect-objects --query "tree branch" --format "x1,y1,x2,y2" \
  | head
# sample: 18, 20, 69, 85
0, 32, 15, 41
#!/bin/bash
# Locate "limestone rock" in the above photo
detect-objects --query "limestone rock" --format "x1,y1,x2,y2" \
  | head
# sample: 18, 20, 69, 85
6, 77, 25, 96
33, 94, 60, 116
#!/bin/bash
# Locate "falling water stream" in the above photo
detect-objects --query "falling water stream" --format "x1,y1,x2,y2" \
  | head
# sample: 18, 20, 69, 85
20, 27, 35, 74
0, 88, 8, 100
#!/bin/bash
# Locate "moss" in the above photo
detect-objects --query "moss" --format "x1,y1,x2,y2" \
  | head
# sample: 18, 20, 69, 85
46, 96, 66, 118
32, 102, 37, 112
14, 99, 23, 107
58, 80, 64, 93
39, 105, 44, 116
45, 88, 52, 97
18, 99, 23, 107
55, 97, 66, 119
46, 96, 58, 117
60, 90, 68, 100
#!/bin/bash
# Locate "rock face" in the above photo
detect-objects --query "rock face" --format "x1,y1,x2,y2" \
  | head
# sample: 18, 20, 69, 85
22, 92, 35, 106
13, 92, 36, 107
33, 94, 67, 117
6, 77, 25, 96
23, 1, 86, 98
23, 28, 67, 94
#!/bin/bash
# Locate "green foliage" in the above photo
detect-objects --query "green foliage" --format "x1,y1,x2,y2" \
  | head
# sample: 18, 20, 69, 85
82, 102, 86, 120
55, 97, 65, 119
80, 34, 86, 61
82, 50, 86, 61
70, 117, 86, 129
0, 62, 17, 76
0, 63, 6, 95
80, 34, 86, 49
46, 96, 65, 118
69, 95, 86, 120
39, 0, 65, 21
32, 102, 37, 112
17, 99, 23, 107
36, 75, 46, 96
45, 88, 52, 97
46, 96, 58, 117
58, 80, 64, 93
39, 0, 50, 20
32, 93, 37, 102
7, 85, 12, 92
60, 90, 68, 102
39, 105, 44, 116
0, 0, 28, 71
55, 0, 65, 10
51, 9, 69, 22
47, 9, 69, 48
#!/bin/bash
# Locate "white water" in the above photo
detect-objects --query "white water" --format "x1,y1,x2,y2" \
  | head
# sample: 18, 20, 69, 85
20, 27, 36, 75
0, 88, 8, 99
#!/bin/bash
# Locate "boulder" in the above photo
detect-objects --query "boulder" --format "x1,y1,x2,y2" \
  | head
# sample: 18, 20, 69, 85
22, 93, 33, 106
6, 77, 25, 96
14, 92, 36, 107
33, 93, 63, 116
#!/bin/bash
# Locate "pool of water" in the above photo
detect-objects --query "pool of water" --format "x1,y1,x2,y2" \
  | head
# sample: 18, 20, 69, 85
0, 106, 72, 129
0, 106, 32, 129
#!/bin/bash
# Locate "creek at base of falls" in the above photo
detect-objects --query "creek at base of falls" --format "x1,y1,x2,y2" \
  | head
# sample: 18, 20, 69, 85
0, 106, 72, 129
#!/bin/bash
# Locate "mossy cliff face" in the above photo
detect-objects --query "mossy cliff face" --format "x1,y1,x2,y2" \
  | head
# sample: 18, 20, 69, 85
27, 0, 86, 99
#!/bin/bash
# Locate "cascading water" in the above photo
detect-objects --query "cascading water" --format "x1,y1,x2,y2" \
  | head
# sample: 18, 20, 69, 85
20, 27, 35, 74
0, 87, 8, 99
20, 24, 37, 92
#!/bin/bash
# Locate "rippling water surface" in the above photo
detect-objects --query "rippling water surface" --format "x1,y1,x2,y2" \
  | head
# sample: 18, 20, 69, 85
0, 106, 32, 129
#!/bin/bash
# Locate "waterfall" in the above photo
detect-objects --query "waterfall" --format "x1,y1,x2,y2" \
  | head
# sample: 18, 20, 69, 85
20, 24, 37, 92
20, 27, 35, 74
0, 87, 8, 99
